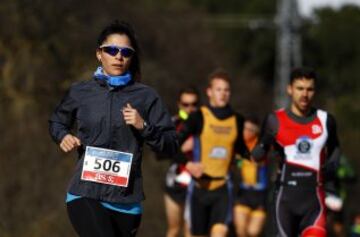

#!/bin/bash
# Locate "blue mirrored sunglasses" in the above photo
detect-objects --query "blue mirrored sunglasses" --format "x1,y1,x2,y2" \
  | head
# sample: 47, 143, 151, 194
100, 45, 135, 58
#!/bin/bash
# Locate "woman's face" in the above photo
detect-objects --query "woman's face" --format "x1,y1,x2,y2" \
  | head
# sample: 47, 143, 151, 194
96, 33, 133, 76
243, 121, 259, 142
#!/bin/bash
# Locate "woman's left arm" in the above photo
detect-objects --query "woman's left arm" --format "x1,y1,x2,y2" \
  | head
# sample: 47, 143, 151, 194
141, 96, 179, 156
122, 95, 179, 156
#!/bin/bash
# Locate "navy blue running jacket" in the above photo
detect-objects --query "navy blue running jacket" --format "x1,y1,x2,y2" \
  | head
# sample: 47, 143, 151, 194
49, 78, 178, 203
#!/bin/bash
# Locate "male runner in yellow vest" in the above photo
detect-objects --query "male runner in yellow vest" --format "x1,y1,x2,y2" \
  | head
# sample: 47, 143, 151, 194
177, 69, 248, 237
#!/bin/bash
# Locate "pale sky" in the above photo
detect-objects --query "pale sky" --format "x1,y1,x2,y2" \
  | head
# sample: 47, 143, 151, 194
298, 0, 360, 16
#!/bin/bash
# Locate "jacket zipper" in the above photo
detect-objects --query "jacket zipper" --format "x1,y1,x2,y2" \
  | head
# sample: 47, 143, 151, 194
108, 91, 114, 149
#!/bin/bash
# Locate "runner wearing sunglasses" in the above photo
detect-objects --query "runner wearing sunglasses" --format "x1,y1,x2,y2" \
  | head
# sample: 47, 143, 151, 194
49, 20, 178, 237
252, 67, 341, 237
177, 69, 249, 237
99, 45, 135, 58
163, 87, 200, 237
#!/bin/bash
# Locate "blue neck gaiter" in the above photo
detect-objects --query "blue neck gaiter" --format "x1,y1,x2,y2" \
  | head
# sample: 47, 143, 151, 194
94, 66, 132, 87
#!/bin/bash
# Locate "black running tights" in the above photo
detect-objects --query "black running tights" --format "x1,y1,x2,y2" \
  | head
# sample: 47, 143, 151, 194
67, 198, 142, 237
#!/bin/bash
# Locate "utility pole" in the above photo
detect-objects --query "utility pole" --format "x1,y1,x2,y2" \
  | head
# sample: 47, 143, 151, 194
203, 0, 302, 109
274, 0, 302, 109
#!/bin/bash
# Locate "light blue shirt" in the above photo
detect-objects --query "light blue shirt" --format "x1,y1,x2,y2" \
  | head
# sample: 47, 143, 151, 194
66, 193, 142, 215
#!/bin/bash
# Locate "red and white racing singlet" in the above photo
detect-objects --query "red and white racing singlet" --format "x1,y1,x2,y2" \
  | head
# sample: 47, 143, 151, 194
275, 109, 328, 184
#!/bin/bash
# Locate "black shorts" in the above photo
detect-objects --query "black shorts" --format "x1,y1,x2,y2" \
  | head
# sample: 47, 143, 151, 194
164, 163, 189, 204
165, 186, 187, 205
235, 189, 267, 210
187, 182, 232, 236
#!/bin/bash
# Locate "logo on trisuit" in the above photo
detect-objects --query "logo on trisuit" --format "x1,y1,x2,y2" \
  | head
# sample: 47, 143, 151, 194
296, 136, 312, 154
312, 124, 322, 135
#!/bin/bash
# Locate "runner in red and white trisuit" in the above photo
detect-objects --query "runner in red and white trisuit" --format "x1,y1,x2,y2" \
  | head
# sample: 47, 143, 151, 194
252, 67, 341, 237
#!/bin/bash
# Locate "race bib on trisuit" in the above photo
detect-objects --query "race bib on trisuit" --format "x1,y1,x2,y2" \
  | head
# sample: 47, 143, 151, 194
81, 146, 133, 187
209, 146, 228, 159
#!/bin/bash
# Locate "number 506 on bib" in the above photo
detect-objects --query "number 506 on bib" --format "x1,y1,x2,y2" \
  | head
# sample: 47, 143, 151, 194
81, 146, 133, 187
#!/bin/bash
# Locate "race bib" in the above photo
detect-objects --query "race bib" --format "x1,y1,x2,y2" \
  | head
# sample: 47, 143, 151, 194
209, 146, 227, 159
81, 146, 133, 187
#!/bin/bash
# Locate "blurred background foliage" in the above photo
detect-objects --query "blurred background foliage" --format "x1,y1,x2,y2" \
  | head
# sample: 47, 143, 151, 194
0, 0, 358, 236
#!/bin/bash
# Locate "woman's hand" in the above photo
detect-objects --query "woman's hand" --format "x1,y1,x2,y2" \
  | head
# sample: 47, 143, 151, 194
60, 134, 81, 153
122, 103, 145, 130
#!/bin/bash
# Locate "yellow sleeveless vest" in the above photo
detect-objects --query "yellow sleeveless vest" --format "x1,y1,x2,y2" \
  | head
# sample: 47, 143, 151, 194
240, 138, 258, 186
198, 106, 238, 190
240, 159, 258, 186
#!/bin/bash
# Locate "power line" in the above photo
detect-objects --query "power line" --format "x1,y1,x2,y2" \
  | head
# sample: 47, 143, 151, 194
201, 1, 302, 109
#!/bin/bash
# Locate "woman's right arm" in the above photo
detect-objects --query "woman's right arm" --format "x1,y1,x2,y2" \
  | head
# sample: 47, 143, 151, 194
49, 87, 81, 152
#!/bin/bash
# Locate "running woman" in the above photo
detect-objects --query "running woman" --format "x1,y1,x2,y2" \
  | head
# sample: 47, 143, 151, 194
49, 20, 178, 237
233, 116, 268, 237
